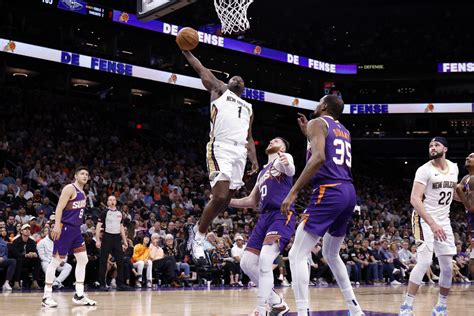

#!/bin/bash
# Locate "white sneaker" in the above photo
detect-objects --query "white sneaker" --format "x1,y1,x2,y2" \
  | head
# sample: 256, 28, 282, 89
432, 304, 447, 316
191, 225, 206, 259
72, 293, 96, 306
146, 281, 152, 288
52, 280, 64, 290
390, 280, 402, 285
399, 303, 414, 316
110, 279, 117, 289
250, 306, 267, 316
248, 281, 256, 287
281, 278, 291, 287
42, 297, 58, 308
270, 300, 289, 316
2, 282, 12, 291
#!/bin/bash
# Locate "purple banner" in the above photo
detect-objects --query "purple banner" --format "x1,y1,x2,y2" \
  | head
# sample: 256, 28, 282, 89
113, 11, 357, 75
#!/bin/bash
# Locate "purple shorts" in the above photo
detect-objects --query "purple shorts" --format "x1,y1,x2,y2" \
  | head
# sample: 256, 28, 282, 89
303, 182, 356, 237
53, 224, 85, 256
246, 210, 295, 253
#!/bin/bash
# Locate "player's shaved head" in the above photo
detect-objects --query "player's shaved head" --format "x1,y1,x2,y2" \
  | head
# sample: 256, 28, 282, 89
323, 95, 344, 119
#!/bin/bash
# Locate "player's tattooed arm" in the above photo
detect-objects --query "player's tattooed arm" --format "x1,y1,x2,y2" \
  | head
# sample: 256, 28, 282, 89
229, 184, 260, 208
182, 51, 226, 93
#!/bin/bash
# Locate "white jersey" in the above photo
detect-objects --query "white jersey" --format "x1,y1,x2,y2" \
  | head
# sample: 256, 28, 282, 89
210, 89, 252, 145
414, 159, 459, 222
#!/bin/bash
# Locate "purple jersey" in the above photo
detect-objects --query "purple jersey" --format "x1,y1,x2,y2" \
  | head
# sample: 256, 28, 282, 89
307, 116, 353, 186
61, 184, 86, 227
256, 158, 294, 213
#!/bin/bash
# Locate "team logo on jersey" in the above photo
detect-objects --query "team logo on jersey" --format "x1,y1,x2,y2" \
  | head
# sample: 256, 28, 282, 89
72, 200, 87, 209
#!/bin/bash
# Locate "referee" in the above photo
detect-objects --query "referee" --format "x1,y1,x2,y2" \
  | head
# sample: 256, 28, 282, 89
96, 195, 128, 290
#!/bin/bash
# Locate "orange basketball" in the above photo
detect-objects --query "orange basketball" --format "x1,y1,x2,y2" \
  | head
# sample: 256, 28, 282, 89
176, 27, 199, 51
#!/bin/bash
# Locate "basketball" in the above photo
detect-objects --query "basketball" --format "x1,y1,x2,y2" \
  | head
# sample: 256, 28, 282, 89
176, 27, 199, 51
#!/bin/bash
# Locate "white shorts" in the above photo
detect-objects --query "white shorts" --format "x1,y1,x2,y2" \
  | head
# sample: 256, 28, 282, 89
206, 140, 247, 190
412, 211, 456, 257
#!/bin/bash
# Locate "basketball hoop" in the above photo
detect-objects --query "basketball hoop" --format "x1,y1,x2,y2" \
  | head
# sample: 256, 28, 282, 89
214, 0, 254, 34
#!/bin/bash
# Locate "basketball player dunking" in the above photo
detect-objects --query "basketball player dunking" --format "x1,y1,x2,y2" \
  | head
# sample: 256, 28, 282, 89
281, 95, 364, 316
456, 153, 474, 282
42, 167, 96, 307
400, 137, 458, 316
229, 137, 295, 316
181, 51, 259, 260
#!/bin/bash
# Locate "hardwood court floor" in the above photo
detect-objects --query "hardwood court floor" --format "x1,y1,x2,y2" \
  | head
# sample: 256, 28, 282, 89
1, 284, 472, 316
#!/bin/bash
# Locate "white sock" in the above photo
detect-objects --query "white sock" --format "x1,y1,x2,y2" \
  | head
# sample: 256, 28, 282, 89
438, 293, 448, 306
44, 257, 60, 298
74, 251, 88, 296
257, 244, 280, 308
289, 223, 320, 314
404, 293, 415, 306
322, 233, 362, 314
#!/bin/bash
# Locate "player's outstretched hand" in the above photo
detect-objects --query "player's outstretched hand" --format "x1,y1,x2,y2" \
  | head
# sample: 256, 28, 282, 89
51, 225, 62, 241
429, 222, 447, 241
277, 152, 289, 165
247, 161, 259, 176
281, 191, 297, 216
297, 113, 309, 137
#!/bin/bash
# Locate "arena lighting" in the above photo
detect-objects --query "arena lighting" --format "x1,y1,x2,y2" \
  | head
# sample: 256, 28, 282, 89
122, 50, 134, 55
12, 73, 28, 77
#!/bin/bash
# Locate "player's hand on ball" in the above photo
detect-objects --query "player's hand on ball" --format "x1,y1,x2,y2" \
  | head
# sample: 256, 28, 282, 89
51, 225, 62, 240
429, 222, 447, 241
281, 191, 296, 216
247, 161, 259, 176
297, 113, 309, 137
277, 152, 289, 166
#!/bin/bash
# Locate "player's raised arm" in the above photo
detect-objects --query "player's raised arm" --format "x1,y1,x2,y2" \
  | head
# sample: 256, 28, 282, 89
51, 184, 75, 240
274, 152, 295, 177
281, 118, 327, 215
182, 51, 226, 93
229, 184, 260, 209
246, 113, 259, 175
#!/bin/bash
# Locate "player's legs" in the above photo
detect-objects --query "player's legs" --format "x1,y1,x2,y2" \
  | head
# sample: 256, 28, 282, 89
42, 254, 65, 307
289, 221, 321, 316
255, 243, 281, 314
98, 234, 112, 287
72, 250, 96, 305
197, 181, 234, 235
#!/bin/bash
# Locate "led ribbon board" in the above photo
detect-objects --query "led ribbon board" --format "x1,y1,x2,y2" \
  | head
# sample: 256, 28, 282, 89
1, 38, 472, 113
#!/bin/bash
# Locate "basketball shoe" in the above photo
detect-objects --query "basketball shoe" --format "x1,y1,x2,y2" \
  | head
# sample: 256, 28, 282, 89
72, 293, 96, 306
269, 300, 289, 316
41, 297, 58, 308
399, 303, 414, 316
432, 304, 447, 316
190, 225, 206, 260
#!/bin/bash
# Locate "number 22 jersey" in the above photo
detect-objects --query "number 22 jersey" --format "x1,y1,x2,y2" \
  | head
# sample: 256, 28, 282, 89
414, 160, 459, 222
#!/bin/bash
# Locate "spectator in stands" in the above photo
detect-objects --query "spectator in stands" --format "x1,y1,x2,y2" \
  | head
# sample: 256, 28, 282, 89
37, 229, 72, 289
211, 238, 241, 286
5, 215, 16, 239
371, 241, 385, 283
13, 190, 27, 210
2, 184, 15, 205
31, 190, 42, 209
80, 216, 94, 234
149, 234, 179, 287
203, 231, 217, 252
0, 233, 16, 291
10, 224, 41, 289
0, 226, 8, 241
132, 236, 152, 288
36, 210, 47, 228
25, 200, 36, 217
15, 207, 30, 225
163, 234, 190, 279
380, 240, 401, 285
29, 217, 41, 235
38, 197, 53, 219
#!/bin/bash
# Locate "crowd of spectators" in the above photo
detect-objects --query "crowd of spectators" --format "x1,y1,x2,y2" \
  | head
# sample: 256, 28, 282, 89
0, 86, 472, 292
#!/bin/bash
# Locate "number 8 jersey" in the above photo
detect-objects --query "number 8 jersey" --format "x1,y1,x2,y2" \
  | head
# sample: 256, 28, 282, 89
308, 115, 353, 186
414, 160, 459, 222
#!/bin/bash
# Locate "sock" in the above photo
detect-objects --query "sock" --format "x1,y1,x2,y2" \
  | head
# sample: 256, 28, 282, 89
404, 293, 415, 306
43, 284, 53, 298
76, 283, 84, 297
438, 293, 448, 306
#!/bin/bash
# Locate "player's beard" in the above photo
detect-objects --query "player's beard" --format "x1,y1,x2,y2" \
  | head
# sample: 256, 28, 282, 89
429, 151, 443, 160
265, 146, 280, 155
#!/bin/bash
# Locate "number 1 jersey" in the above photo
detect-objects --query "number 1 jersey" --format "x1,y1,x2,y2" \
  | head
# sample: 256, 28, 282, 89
210, 89, 252, 145
414, 160, 459, 222
307, 115, 353, 186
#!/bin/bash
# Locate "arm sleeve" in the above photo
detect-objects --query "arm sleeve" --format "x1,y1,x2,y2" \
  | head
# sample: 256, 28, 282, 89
414, 165, 429, 186
273, 153, 296, 176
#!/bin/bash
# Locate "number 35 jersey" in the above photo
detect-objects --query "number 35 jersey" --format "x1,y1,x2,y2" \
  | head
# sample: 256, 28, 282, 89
414, 160, 459, 222
307, 115, 353, 186
210, 89, 252, 145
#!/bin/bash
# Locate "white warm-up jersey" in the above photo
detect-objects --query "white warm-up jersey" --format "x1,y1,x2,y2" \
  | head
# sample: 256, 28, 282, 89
210, 89, 252, 144
414, 159, 459, 222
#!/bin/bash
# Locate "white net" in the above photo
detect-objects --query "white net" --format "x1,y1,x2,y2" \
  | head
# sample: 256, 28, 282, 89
214, 0, 254, 34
